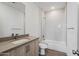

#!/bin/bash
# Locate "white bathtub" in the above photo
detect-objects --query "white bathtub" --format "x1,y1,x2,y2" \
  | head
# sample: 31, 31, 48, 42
42, 40, 67, 53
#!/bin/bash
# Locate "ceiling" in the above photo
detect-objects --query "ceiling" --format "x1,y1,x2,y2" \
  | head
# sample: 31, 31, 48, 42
2, 2, 25, 13
34, 2, 66, 12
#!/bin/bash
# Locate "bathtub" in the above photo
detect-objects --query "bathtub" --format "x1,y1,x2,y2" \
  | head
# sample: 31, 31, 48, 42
42, 40, 67, 53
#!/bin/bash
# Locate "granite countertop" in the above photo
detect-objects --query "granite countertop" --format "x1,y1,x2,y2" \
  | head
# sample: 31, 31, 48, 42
0, 36, 39, 53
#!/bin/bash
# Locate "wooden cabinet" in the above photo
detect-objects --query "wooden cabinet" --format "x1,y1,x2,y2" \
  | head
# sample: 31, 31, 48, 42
30, 39, 39, 56
25, 44, 31, 56
2, 39, 39, 56
0, 50, 16, 56
15, 45, 26, 56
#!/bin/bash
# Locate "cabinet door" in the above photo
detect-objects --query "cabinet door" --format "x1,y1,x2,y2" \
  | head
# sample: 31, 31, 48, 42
30, 40, 39, 56
35, 40, 39, 56
9, 50, 16, 56
24, 44, 31, 56
15, 46, 25, 56
8, 44, 30, 56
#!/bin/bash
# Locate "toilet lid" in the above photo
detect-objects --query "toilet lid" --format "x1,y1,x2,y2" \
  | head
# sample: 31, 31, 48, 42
39, 43, 48, 48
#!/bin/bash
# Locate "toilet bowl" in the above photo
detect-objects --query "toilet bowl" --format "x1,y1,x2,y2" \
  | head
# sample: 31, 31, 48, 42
39, 42, 48, 55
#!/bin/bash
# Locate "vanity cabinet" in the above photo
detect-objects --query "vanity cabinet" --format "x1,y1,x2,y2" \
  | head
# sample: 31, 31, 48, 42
0, 50, 16, 56
15, 45, 26, 56
2, 39, 39, 56
30, 39, 39, 56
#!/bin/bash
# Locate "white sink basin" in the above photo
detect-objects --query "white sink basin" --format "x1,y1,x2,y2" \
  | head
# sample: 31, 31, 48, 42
11, 39, 29, 45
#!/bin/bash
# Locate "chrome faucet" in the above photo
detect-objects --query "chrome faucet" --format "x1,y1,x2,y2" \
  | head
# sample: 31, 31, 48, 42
14, 34, 18, 39
11, 33, 18, 40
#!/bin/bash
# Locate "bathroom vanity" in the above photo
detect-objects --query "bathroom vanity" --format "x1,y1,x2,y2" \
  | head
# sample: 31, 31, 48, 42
0, 36, 39, 56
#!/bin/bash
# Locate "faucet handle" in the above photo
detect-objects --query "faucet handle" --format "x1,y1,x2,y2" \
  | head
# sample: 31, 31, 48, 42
15, 34, 18, 36
15, 34, 19, 39
12, 33, 14, 37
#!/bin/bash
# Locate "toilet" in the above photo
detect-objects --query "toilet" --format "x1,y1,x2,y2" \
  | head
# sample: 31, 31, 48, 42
39, 42, 48, 55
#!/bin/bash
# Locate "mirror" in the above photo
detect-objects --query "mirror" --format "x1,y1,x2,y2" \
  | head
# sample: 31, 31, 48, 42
0, 2, 25, 37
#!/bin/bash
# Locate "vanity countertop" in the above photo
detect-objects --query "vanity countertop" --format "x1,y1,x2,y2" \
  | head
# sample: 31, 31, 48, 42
0, 36, 39, 53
